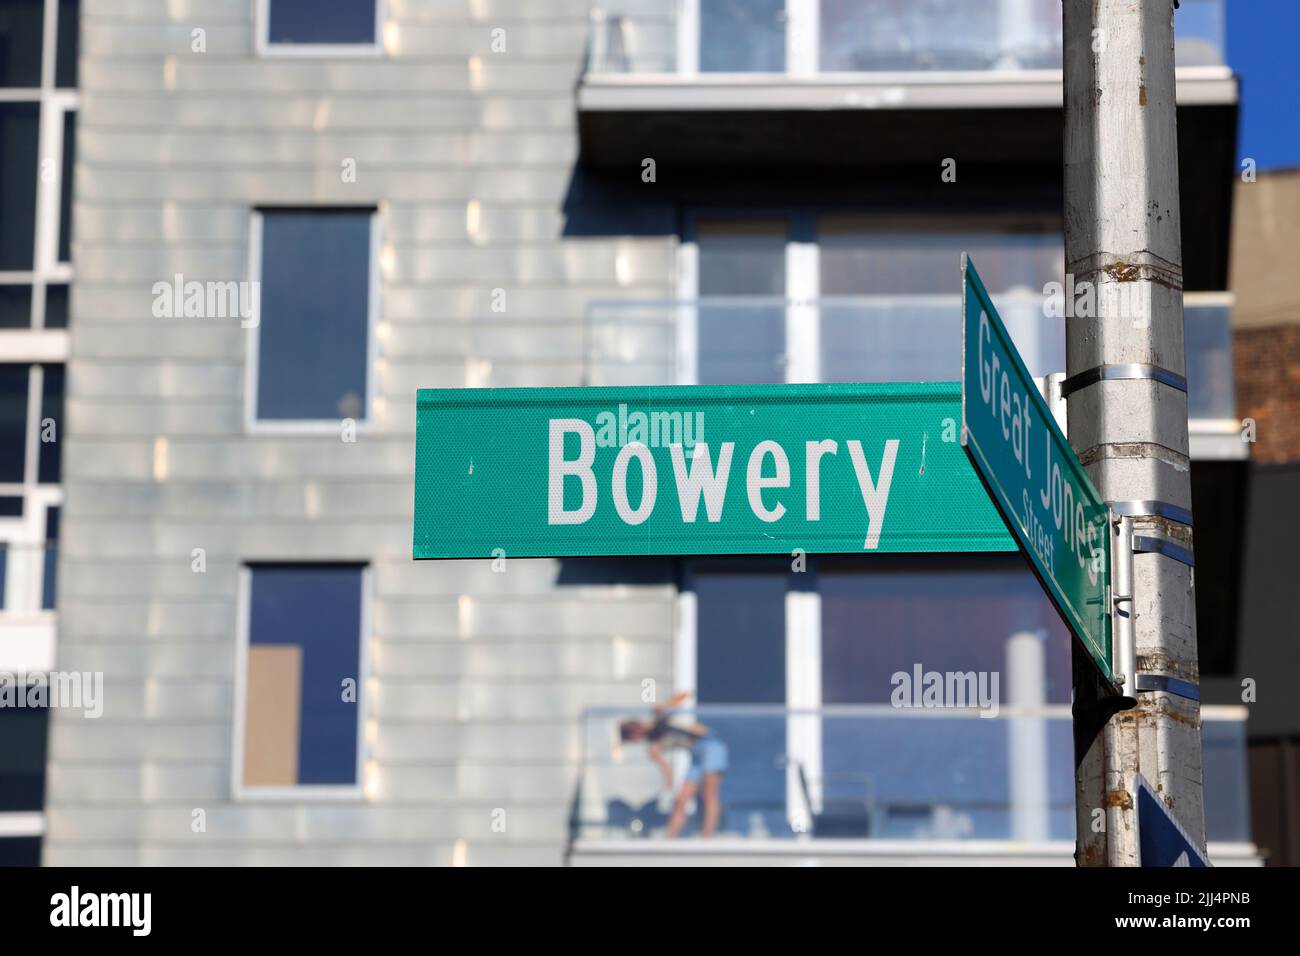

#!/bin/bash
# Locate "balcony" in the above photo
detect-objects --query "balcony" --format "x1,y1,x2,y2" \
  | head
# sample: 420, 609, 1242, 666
585, 0, 1226, 78
575, 2, 1238, 288
583, 292, 1244, 457
566, 704, 1259, 865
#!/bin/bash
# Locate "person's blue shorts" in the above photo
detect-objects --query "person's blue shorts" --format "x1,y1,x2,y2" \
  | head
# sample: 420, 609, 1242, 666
686, 736, 729, 784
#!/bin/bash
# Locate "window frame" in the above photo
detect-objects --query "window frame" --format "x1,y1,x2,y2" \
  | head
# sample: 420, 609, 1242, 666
0, 355, 63, 621
230, 563, 373, 802
254, 0, 388, 59
244, 207, 381, 434
0, 0, 78, 331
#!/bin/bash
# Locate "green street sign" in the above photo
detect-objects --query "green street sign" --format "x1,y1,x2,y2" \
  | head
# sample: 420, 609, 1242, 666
960, 256, 1114, 682
414, 382, 1015, 559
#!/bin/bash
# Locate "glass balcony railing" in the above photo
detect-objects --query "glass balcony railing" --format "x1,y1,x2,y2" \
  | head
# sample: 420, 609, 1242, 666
586, 0, 1225, 76
583, 294, 1237, 422
570, 705, 1252, 847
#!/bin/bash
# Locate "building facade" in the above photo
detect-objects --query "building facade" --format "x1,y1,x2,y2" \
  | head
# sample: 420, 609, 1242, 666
14, 0, 1273, 865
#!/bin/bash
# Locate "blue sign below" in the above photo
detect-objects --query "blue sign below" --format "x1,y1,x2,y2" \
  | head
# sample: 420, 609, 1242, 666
1137, 775, 1211, 867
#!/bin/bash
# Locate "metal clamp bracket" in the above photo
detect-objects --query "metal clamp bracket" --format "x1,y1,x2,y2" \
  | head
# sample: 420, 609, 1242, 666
1134, 673, 1201, 702
1060, 363, 1187, 398
1110, 512, 1138, 705
1109, 498, 1193, 527
1132, 533, 1195, 567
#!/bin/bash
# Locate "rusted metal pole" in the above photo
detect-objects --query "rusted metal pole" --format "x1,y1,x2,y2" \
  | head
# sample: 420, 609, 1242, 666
1062, 0, 1205, 866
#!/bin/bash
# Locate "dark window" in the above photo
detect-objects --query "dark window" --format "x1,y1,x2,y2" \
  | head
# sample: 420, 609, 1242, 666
0, 497, 21, 517
819, 556, 1072, 705
256, 209, 372, 421
695, 568, 786, 704
55, 0, 78, 88
0, 0, 44, 88
0, 286, 32, 329
0, 104, 39, 270
41, 505, 59, 610
0, 837, 41, 867
246, 564, 365, 786
0, 365, 29, 482
268, 0, 377, 46
37, 364, 62, 483
58, 110, 74, 263
43, 284, 68, 329
0, 704, 49, 813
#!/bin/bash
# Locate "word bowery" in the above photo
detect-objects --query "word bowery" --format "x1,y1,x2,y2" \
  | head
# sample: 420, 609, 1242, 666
548, 419, 900, 549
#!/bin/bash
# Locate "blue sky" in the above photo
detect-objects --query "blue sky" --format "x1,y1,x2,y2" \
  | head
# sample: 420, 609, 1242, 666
1224, 0, 1300, 170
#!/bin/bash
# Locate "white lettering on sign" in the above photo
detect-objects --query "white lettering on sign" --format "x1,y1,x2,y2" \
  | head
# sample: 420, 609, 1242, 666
612, 442, 656, 525
548, 419, 597, 525
747, 441, 790, 523
670, 442, 734, 522
977, 313, 1100, 587
545, 420, 901, 549
848, 439, 899, 550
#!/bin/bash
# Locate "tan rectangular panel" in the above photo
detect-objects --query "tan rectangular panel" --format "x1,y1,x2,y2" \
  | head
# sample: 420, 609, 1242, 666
243, 644, 302, 787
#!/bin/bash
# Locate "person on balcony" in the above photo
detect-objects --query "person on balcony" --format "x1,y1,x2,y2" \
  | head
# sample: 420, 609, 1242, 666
619, 691, 729, 838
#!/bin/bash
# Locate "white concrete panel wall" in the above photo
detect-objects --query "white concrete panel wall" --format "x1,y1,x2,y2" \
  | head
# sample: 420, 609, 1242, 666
47, 0, 677, 865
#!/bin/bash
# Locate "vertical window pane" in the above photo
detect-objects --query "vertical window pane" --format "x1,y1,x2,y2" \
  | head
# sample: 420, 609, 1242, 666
819, 558, 1071, 705
42, 505, 59, 610
58, 110, 75, 264
697, 221, 786, 385
0, 104, 39, 270
694, 567, 787, 835
819, 558, 1075, 839
695, 569, 786, 704
43, 284, 68, 329
0, 0, 44, 88
268, 0, 377, 46
0, 706, 49, 813
256, 209, 372, 421
0, 286, 32, 329
819, 221, 1062, 295
38, 364, 62, 483
0, 365, 29, 482
817, 220, 1065, 381
700, 0, 785, 73
244, 564, 364, 787
55, 0, 79, 88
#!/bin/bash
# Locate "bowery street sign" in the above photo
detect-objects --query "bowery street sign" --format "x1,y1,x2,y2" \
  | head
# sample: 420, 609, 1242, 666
960, 255, 1114, 683
414, 382, 1014, 559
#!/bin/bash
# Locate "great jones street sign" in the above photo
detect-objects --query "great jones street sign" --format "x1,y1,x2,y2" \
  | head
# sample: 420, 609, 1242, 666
414, 382, 1014, 559
960, 255, 1114, 682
